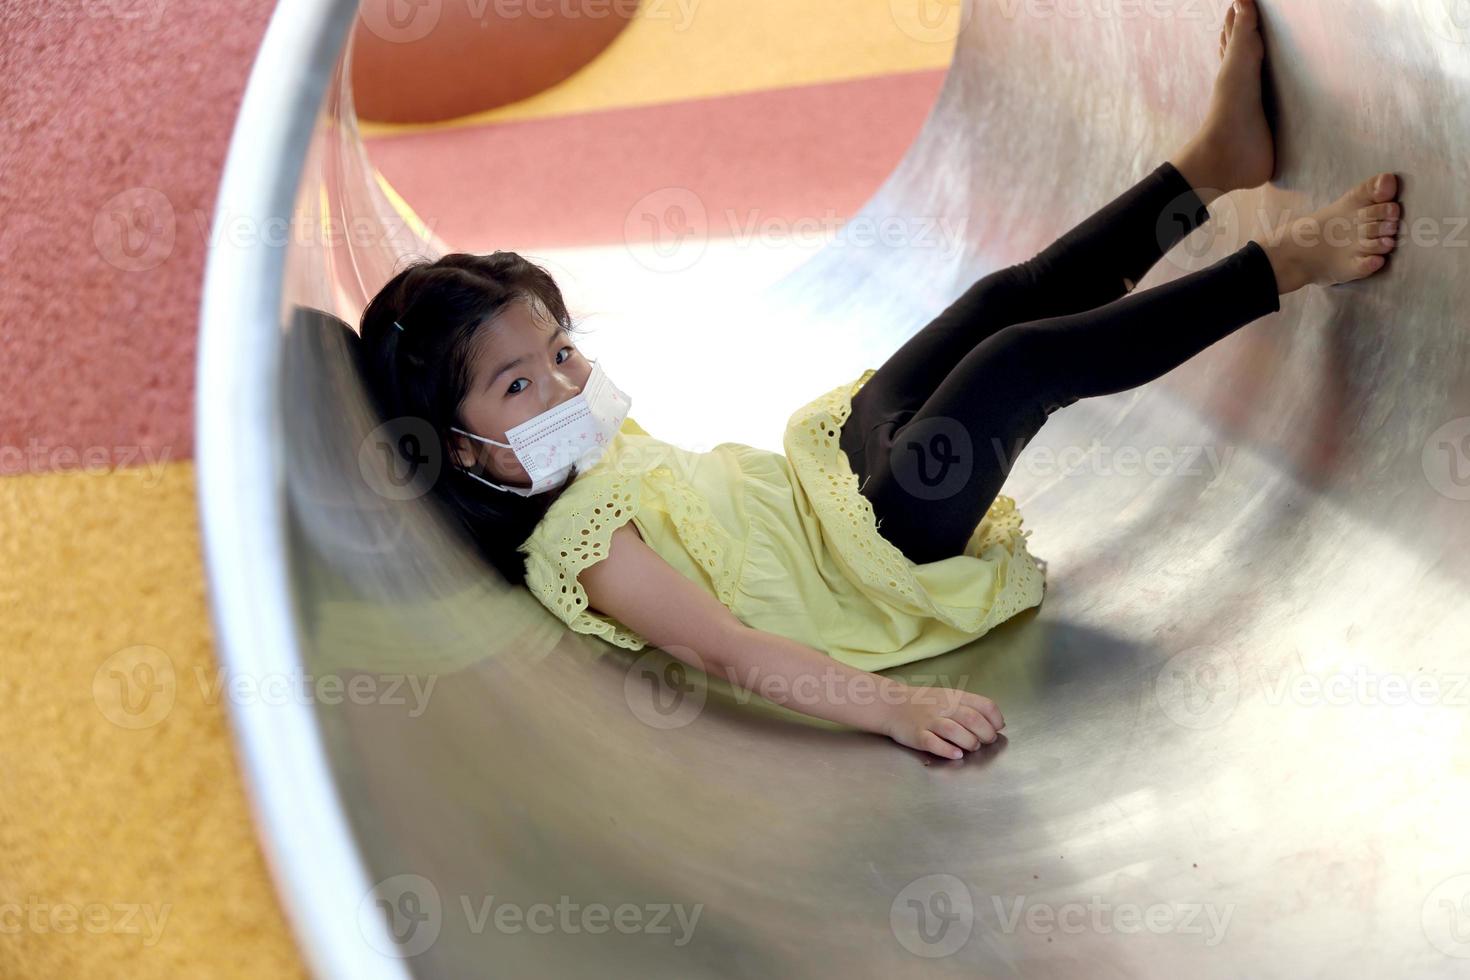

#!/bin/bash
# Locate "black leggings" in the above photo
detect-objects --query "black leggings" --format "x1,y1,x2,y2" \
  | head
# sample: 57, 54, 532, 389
838, 160, 1282, 565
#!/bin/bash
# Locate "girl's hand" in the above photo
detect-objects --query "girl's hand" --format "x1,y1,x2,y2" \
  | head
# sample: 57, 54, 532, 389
881, 685, 1005, 760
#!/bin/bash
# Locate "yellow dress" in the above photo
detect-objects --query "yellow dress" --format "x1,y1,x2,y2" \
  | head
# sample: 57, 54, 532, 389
516, 368, 1047, 672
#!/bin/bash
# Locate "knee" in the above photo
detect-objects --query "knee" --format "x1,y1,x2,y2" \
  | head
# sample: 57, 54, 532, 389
1007, 254, 1052, 292
976, 317, 1052, 383
997, 321, 1081, 415
943, 262, 1037, 327
968, 262, 1039, 313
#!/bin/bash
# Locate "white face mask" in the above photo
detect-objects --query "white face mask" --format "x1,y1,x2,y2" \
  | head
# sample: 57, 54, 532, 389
452, 358, 632, 497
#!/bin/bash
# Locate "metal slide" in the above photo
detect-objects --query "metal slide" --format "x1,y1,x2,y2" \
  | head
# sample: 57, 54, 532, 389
197, 1, 1470, 976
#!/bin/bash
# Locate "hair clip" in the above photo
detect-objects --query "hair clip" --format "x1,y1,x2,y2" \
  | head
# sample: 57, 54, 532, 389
386, 320, 407, 370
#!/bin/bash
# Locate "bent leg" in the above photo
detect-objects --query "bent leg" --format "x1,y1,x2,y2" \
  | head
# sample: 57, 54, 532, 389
857, 239, 1281, 565
843, 161, 1214, 461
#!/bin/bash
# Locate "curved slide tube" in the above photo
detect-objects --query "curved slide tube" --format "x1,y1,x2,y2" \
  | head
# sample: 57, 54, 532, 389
197, 1, 1470, 975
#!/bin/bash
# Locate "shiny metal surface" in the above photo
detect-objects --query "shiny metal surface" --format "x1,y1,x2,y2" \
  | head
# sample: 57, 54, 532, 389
200, 0, 1470, 976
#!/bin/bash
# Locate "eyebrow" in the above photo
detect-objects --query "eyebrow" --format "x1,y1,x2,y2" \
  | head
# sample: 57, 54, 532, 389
485, 326, 568, 390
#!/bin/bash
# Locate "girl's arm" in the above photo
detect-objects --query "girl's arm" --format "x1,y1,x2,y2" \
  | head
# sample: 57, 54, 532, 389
579, 523, 1003, 759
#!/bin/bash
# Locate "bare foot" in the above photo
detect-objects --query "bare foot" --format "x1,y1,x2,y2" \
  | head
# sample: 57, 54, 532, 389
1258, 173, 1403, 294
1172, 0, 1275, 203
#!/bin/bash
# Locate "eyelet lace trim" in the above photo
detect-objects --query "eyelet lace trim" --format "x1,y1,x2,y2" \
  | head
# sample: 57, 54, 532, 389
517, 473, 649, 651
516, 455, 745, 651
783, 368, 1047, 633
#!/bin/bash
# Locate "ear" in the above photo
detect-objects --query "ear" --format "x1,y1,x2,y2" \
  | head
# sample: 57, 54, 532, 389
448, 431, 479, 470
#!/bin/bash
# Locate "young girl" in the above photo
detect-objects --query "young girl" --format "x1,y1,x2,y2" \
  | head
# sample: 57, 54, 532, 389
360, 0, 1402, 761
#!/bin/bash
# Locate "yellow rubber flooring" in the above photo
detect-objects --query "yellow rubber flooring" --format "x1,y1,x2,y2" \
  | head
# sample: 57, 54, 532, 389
1, 0, 956, 974
359, 0, 955, 134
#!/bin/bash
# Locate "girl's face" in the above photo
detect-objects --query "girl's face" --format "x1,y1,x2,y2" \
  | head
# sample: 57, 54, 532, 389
451, 299, 591, 487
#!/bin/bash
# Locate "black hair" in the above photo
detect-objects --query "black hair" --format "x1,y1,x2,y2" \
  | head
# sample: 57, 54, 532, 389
358, 251, 585, 584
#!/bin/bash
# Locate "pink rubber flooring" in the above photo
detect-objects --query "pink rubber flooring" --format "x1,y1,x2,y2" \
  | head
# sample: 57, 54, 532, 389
365, 69, 947, 252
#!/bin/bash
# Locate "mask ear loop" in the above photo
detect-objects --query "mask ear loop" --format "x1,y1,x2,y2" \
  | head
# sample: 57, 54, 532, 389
449, 426, 517, 491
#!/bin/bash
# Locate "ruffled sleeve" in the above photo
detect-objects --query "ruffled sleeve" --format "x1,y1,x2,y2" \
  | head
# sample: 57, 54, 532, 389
516, 470, 650, 651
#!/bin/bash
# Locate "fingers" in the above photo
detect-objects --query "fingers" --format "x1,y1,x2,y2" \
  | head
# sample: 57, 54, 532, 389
962, 691, 1005, 731
933, 716, 988, 753
920, 731, 965, 760
905, 688, 1009, 760
952, 706, 1000, 744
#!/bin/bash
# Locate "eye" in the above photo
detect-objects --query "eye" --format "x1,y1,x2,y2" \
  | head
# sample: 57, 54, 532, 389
505, 346, 578, 396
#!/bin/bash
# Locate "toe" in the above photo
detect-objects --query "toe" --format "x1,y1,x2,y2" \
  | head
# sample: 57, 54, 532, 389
1363, 202, 1401, 221
1225, 3, 1236, 35
1371, 172, 1399, 203
1359, 255, 1386, 275
1362, 237, 1397, 255
1363, 219, 1398, 238
1354, 173, 1395, 205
